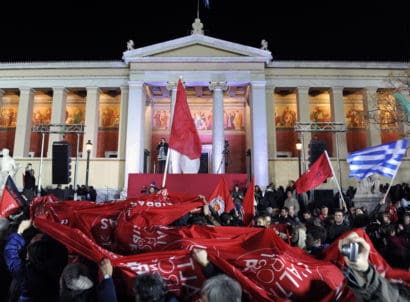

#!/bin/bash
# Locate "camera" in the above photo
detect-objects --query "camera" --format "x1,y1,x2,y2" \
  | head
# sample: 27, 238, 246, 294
341, 242, 359, 262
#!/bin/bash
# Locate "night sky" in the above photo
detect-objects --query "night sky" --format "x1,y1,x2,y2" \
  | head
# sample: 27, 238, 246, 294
0, 1, 408, 62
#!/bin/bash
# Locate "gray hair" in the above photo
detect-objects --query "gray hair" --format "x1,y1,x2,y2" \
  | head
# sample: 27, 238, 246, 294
201, 274, 242, 302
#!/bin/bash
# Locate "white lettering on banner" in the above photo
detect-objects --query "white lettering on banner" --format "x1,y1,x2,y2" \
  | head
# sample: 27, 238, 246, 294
121, 256, 201, 300
129, 225, 171, 252
132, 200, 173, 207
239, 250, 314, 299
100, 218, 117, 229
242, 259, 267, 272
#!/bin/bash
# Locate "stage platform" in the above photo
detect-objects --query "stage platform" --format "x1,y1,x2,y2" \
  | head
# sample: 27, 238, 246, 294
127, 173, 249, 199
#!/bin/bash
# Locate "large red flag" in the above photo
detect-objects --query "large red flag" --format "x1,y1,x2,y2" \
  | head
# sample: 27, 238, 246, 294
208, 177, 235, 215
168, 79, 202, 173
295, 151, 332, 194
242, 177, 255, 226
0, 176, 25, 218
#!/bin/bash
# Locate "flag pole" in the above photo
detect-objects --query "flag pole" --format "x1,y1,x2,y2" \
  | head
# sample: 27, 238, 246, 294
381, 161, 402, 203
162, 151, 171, 188
324, 150, 346, 210
162, 76, 182, 188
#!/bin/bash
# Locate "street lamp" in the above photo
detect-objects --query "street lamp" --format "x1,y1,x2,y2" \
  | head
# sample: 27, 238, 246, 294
85, 140, 93, 189
296, 139, 302, 178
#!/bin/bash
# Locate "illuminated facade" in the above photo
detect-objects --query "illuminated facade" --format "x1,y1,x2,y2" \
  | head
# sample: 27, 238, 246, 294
0, 20, 409, 196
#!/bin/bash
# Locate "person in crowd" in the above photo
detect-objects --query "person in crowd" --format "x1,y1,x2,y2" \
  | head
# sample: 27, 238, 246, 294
339, 231, 410, 301
192, 248, 243, 302
326, 209, 350, 244
156, 138, 168, 173
278, 206, 293, 225
4, 219, 68, 302
60, 258, 117, 302
385, 199, 400, 223
200, 274, 242, 302
319, 205, 332, 228
133, 272, 179, 302
231, 184, 244, 213
283, 190, 300, 215
0, 218, 11, 302
305, 225, 328, 256
23, 163, 36, 201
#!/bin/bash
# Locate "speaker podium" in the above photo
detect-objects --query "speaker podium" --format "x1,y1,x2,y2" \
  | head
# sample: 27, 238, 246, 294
52, 141, 72, 184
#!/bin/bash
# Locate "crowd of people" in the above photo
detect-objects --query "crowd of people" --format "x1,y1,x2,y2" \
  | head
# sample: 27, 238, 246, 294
0, 176, 410, 301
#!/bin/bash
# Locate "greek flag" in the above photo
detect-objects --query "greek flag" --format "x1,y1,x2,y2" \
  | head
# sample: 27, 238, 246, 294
347, 139, 409, 179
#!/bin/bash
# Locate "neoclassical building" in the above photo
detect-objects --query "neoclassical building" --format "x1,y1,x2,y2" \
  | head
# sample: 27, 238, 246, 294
0, 19, 409, 197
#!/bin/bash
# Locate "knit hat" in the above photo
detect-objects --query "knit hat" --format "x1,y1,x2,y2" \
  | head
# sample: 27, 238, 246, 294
62, 263, 94, 291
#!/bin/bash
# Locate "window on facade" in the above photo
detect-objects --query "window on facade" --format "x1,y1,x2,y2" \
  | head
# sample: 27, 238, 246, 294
377, 89, 402, 144
274, 88, 298, 157
30, 90, 52, 157
308, 89, 333, 156
65, 90, 86, 157
98, 90, 120, 158
0, 89, 18, 155
343, 89, 368, 152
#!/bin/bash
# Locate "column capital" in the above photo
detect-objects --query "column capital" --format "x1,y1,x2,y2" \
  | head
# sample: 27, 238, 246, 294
297, 86, 310, 94
331, 86, 344, 93
209, 81, 228, 91
86, 86, 102, 94
250, 80, 266, 88
52, 87, 69, 94
120, 86, 129, 93
166, 81, 177, 91
19, 87, 34, 95
128, 81, 144, 88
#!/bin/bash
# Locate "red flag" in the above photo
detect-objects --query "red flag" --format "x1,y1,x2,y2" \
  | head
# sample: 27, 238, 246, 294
0, 176, 24, 218
242, 177, 255, 226
295, 151, 332, 194
208, 177, 234, 214
169, 79, 202, 160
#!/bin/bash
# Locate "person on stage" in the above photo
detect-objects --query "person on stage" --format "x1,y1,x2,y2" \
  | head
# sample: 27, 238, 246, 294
156, 137, 168, 173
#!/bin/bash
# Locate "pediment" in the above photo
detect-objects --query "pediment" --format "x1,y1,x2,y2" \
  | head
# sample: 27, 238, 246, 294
122, 34, 272, 64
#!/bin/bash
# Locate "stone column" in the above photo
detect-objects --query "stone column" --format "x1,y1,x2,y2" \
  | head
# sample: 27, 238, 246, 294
265, 86, 276, 158
296, 87, 311, 170
47, 87, 68, 157
209, 81, 228, 173
365, 87, 381, 146
124, 81, 145, 189
166, 81, 178, 125
250, 81, 269, 187
118, 86, 128, 159
13, 88, 34, 157
330, 87, 348, 158
84, 87, 100, 157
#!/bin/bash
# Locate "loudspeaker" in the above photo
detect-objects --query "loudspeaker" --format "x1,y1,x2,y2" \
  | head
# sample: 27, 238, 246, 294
52, 141, 72, 184
308, 139, 327, 167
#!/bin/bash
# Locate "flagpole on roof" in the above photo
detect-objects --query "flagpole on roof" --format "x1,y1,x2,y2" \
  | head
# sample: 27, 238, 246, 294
324, 151, 346, 211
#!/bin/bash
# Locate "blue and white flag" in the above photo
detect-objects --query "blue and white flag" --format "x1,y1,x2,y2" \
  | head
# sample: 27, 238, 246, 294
347, 139, 409, 180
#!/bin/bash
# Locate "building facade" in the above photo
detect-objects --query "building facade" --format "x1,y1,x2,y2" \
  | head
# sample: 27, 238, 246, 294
1, 20, 409, 196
